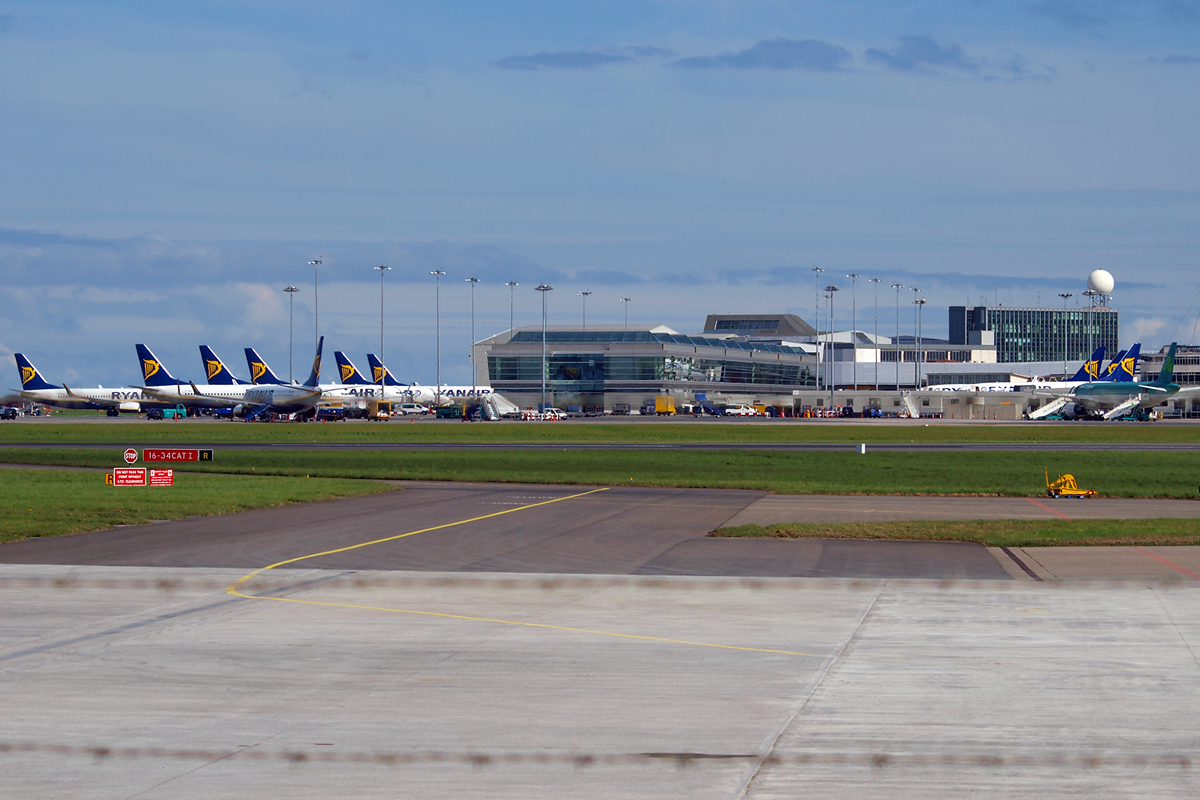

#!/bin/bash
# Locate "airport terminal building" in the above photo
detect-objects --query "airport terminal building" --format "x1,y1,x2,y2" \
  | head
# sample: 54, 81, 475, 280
475, 325, 816, 412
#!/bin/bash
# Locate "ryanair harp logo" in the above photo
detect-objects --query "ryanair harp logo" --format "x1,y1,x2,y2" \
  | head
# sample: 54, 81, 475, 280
20, 365, 36, 386
1085, 359, 1100, 379
250, 361, 268, 382
372, 366, 386, 383
1120, 356, 1135, 377
340, 363, 356, 383
206, 359, 223, 381
142, 359, 161, 381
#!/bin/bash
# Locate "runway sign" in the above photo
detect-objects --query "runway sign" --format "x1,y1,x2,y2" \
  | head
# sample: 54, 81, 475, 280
123, 448, 137, 464
112, 468, 146, 486
143, 449, 213, 462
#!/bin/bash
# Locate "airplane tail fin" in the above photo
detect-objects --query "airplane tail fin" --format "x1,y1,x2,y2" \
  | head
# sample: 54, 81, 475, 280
244, 348, 285, 385
14, 354, 57, 391
1155, 342, 1177, 385
1068, 346, 1106, 381
302, 336, 324, 388
135, 344, 179, 387
1098, 349, 1126, 382
334, 351, 370, 385
366, 353, 406, 386
1111, 343, 1140, 382
199, 345, 248, 385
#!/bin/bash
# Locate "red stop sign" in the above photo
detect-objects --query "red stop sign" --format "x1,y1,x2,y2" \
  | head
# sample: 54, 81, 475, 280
124, 448, 138, 464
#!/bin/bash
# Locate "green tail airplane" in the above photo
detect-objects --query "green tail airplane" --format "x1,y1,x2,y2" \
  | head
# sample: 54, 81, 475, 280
1031, 342, 1192, 420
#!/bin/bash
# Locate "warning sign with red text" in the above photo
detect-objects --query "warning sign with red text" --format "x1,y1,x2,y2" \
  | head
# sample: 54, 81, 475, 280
148, 469, 174, 487
113, 468, 147, 486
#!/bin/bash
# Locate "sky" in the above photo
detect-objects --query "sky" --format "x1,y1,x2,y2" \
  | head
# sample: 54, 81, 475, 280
2, 0, 1199, 386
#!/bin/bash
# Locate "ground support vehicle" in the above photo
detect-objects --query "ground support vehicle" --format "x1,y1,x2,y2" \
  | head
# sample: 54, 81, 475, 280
724, 403, 761, 417
611, 403, 631, 415
1045, 469, 1097, 499
397, 403, 430, 416
654, 396, 676, 416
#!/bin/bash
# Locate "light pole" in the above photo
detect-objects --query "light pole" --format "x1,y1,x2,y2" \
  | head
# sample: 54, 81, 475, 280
466, 277, 479, 399
811, 267, 824, 389
847, 273, 860, 390
1084, 289, 1098, 358
375, 266, 391, 401
308, 259, 321, 352
891, 284, 904, 390
910, 288, 922, 390
506, 281, 519, 334
915, 298, 927, 390
577, 291, 591, 332
1058, 292, 1073, 376
536, 285, 553, 411
283, 285, 299, 383
825, 284, 839, 409
430, 269, 446, 407
620, 297, 631, 331
869, 278, 881, 390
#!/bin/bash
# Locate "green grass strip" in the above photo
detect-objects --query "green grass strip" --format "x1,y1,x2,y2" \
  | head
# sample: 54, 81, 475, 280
0, 468, 396, 543
1, 447, 1198, 498
715, 519, 1200, 547
1, 419, 1199, 445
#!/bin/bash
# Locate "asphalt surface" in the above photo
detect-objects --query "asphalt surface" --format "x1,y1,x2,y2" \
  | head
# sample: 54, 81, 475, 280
1, 441, 1198, 451
0, 483, 1011, 579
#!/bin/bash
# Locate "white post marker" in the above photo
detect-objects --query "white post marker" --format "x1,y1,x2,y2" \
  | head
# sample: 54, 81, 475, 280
857, 443, 867, 454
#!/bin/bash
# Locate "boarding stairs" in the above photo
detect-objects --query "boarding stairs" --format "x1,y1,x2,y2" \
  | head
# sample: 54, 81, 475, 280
1102, 397, 1141, 421
1027, 397, 1069, 420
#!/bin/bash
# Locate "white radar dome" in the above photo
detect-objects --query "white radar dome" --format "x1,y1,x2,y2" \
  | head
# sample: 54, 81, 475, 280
1087, 269, 1115, 294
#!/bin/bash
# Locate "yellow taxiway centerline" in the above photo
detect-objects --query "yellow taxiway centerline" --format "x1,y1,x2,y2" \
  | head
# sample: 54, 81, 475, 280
227, 485, 811, 657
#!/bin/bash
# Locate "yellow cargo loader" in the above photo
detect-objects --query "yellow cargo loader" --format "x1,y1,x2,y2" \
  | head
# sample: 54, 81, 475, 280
1045, 468, 1097, 499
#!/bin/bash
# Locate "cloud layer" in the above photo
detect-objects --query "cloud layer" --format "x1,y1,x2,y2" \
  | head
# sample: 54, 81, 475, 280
673, 38, 851, 71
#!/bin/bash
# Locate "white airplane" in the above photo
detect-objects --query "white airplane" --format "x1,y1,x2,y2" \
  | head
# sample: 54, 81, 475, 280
362, 353, 496, 406
13, 353, 161, 415
923, 346, 1115, 394
138, 340, 326, 418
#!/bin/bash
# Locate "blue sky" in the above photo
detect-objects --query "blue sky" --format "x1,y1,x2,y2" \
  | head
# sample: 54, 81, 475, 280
2, 1, 1199, 385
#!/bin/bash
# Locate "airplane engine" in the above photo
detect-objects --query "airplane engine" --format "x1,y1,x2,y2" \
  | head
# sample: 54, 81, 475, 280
118, 402, 141, 413
1061, 403, 1088, 420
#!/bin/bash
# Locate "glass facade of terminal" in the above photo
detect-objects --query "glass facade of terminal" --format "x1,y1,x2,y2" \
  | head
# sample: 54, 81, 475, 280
488, 331, 815, 394
950, 306, 1119, 363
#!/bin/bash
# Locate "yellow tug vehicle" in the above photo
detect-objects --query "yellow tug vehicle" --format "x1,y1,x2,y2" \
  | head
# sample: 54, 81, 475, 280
1045, 468, 1097, 499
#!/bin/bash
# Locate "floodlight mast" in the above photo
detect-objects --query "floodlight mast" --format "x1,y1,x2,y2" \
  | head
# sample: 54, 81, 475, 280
506, 281, 519, 334
891, 284, 904, 390
431, 270, 446, 408
536, 285, 553, 412
467, 277, 479, 401
283, 285, 299, 383
620, 297, 632, 331
910, 288, 922, 390
375, 266, 391, 401
577, 291, 592, 332
847, 274, 860, 390
308, 259, 321, 351
811, 267, 824, 390
869, 278, 881, 391
825, 284, 839, 410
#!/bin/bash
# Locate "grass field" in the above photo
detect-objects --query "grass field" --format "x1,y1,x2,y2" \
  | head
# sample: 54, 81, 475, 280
0, 468, 395, 543
716, 519, 1200, 547
1, 447, 1197, 497
2, 419, 1199, 445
